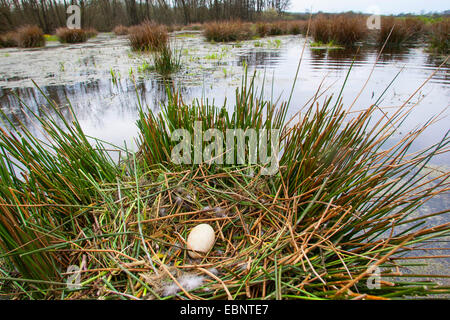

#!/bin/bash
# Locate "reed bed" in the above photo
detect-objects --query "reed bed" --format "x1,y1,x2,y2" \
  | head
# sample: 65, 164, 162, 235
204, 21, 254, 42
377, 17, 413, 47
0, 65, 449, 299
428, 19, 449, 54
311, 15, 367, 47
85, 28, 98, 39
0, 32, 18, 48
16, 25, 45, 48
56, 28, 89, 44
113, 25, 129, 36
128, 22, 168, 51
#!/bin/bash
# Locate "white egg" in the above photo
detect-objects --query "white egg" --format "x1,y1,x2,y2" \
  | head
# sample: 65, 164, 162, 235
187, 224, 215, 259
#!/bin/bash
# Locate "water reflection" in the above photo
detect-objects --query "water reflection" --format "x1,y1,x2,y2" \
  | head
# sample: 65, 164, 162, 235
378, 47, 411, 62
308, 47, 369, 71
236, 49, 282, 68
0, 77, 197, 150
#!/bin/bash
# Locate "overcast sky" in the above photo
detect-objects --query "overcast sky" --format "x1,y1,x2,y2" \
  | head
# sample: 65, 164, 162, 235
289, 0, 448, 14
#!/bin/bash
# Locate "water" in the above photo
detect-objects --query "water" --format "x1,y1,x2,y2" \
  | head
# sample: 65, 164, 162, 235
0, 32, 448, 164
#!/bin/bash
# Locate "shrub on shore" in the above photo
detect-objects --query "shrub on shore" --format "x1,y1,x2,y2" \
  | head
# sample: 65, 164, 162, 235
56, 28, 88, 43
16, 25, 45, 48
167, 24, 183, 32
256, 21, 308, 37
378, 17, 412, 46
0, 32, 18, 48
428, 19, 449, 54
183, 23, 203, 31
113, 25, 129, 35
128, 21, 168, 51
311, 15, 367, 47
85, 28, 98, 38
204, 21, 254, 42
404, 17, 426, 39
287, 20, 308, 35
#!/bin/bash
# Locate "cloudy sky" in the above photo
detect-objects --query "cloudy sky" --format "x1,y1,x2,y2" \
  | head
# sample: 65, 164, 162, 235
289, 0, 448, 14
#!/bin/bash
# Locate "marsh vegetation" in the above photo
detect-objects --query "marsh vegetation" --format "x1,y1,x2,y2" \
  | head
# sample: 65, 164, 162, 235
0, 3, 449, 300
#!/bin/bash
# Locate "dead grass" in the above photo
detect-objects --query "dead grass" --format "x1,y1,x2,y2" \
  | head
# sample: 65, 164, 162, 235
85, 28, 98, 38
378, 17, 412, 46
56, 28, 89, 43
113, 25, 129, 35
16, 25, 45, 48
311, 15, 367, 46
204, 21, 254, 42
428, 19, 449, 54
128, 21, 168, 51
0, 32, 18, 48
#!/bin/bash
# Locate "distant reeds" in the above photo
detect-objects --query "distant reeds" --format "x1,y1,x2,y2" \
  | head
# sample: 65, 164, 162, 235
311, 15, 332, 44
404, 17, 426, 39
128, 21, 168, 51
113, 25, 129, 35
56, 28, 89, 43
0, 32, 18, 48
311, 15, 367, 47
204, 21, 254, 42
378, 17, 412, 46
428, 19, 449, 54
287, 20, 308, 35
85, 28, 98, 38
16, 25, 45, 48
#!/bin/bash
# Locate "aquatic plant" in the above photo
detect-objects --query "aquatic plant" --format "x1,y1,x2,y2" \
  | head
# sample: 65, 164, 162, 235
128, 21, 168, 51
428, 19, 449, 54
16, 25, 45, 48
311, 15, 332, 44
0, 32, 18, 48
287, 20, 308, 35
311, 15, 367, 47
267, 21, 288, 36
110, 68, 120, 84
377, 17, 412, 47
256, 21, 307, 37
44, 34, 59, 42
403, 17, 426, 39
85, 28, 98, 39
56, 28, 89, 44
113, 25, 129, 36
204, 21, 254, 42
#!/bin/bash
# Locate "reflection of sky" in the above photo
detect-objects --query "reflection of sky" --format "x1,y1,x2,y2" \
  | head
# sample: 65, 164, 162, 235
0, 34, 448, 165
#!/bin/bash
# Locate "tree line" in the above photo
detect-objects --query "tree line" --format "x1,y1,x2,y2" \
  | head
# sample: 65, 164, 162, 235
0, 0, 292, 33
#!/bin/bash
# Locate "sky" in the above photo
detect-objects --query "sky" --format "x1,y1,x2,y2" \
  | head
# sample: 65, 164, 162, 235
289, 0, 449, 15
